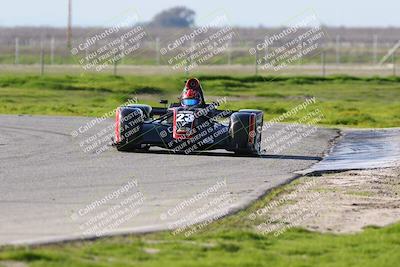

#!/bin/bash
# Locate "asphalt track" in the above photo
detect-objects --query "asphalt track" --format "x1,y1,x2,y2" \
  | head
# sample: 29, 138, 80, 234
301, 128, 400, 174
0, 115, 337, 245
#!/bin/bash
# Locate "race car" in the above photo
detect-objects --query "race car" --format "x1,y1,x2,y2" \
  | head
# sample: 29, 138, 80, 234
113, 78, 264, 155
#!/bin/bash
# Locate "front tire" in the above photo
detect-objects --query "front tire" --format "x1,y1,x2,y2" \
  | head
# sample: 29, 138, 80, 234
126, 104, 152, 120
115, 106, 145, 151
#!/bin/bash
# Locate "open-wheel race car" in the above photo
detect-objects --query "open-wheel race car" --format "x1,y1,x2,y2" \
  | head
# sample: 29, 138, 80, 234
113, 78, 264, 155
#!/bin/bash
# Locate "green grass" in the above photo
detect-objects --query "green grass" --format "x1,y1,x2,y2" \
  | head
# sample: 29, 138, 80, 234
0, 178, 399, 267
1, 74, 399, 266
1, 74, 399, 127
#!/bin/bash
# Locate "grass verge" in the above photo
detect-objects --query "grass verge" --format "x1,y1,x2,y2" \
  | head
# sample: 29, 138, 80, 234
0, 177, 399, 267
0, 74, 399, 127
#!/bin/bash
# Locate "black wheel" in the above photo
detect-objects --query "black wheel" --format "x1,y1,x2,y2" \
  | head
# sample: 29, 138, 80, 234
115, 106, 145, 151
126, 104, 152, 120
131, 144, 150, 152
229, 110, 263, 155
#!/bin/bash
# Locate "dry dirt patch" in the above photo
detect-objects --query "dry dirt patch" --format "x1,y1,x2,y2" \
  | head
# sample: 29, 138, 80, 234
259, 165, 400, 234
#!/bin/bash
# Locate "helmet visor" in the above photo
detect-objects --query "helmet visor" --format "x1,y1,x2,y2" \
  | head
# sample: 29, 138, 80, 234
182, 98, 200, 106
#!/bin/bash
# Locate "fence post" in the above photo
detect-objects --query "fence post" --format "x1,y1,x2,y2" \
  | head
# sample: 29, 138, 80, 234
227, 39, 232, 65
155, 37, 160, 65
373, 35, 378, 64
15, 37, 19, 64
393, 53, 396, 76
40, 40, 45, 76
255, 49, 259, 76
321, 51, 326, 77
85, 37, 89, 64
335, 35, 340, 65
185, 61, 189, 76
50, 37, 55, 65
113, 60, 118, 76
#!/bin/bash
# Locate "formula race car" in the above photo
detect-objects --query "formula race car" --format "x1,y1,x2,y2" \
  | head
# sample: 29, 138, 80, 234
113, 78, 264, 155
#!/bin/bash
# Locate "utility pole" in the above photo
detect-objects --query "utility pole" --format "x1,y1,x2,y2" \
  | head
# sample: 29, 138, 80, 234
67, 0, 72, 49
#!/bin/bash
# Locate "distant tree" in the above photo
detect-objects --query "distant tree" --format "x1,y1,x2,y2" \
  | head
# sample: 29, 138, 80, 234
150, 6, 195, 28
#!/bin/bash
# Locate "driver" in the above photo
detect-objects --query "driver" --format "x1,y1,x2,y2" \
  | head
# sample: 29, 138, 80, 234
180, 78, 205, 108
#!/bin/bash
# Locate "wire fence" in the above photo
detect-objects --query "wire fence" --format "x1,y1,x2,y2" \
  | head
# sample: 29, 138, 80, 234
1, 37, 398, 65
0, 27, 398, 76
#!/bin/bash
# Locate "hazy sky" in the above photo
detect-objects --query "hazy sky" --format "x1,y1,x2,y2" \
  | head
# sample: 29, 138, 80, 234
1, 0, 399, 27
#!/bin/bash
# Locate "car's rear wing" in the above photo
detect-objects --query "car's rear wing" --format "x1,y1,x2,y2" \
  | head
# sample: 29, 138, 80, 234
150, 103, 237, 117
213, 109, 236, 117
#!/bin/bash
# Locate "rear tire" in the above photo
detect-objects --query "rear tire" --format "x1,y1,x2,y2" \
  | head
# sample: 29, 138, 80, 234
229, 110, 263, 155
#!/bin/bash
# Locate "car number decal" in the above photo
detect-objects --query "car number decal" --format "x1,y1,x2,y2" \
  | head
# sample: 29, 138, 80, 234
176, 113, 195, 123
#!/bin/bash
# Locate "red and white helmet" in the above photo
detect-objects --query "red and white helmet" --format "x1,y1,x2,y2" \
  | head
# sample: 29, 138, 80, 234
181, 78, 203, 107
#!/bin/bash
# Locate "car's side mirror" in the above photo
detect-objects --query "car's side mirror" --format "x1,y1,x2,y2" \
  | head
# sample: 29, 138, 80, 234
160, 99, 168, 107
